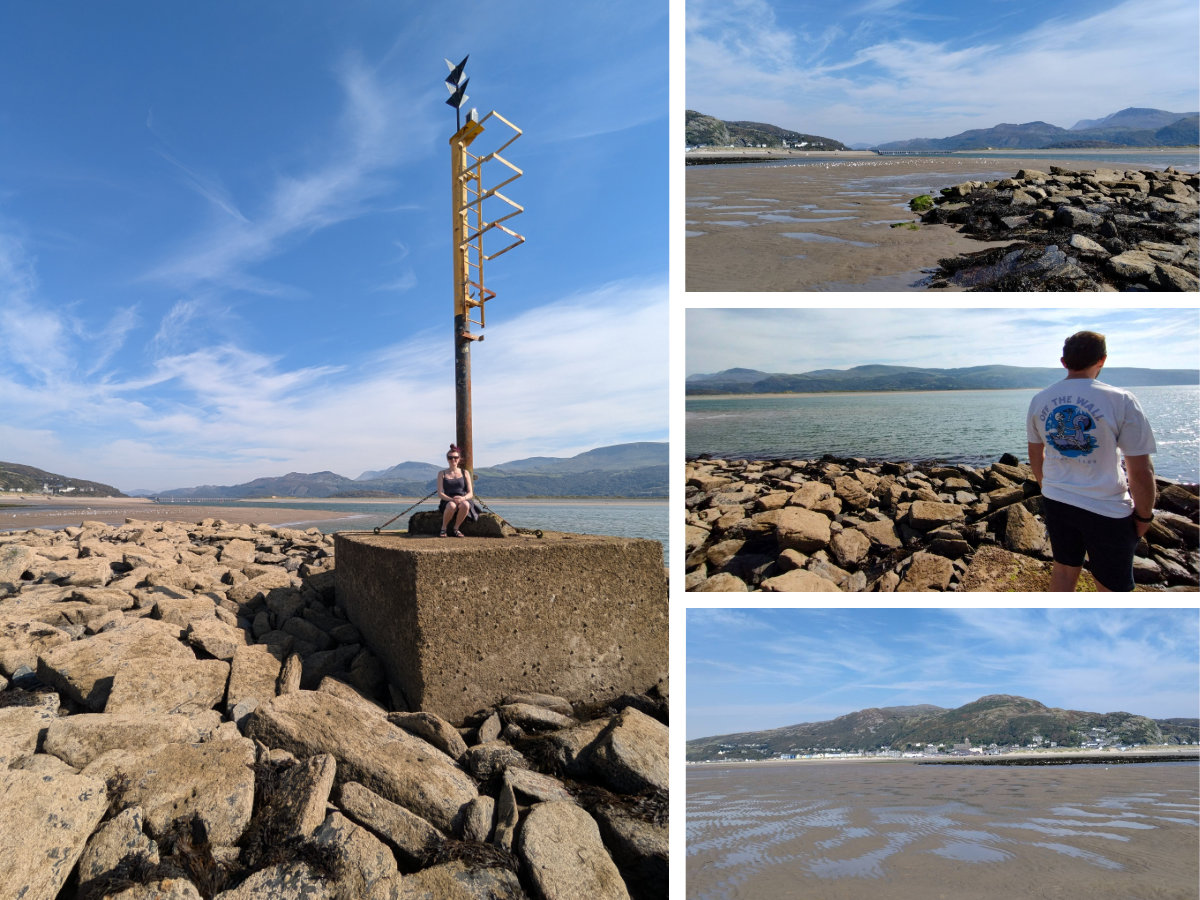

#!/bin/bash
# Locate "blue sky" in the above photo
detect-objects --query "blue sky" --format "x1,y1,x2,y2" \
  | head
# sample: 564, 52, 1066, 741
687, 0, 1200, 145
0, 2, 666, 492
687, 308, 1200, 376
687, 608, 1200, 738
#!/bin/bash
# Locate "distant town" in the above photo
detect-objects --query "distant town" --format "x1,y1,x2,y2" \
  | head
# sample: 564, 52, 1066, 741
689, 726, 1198, 764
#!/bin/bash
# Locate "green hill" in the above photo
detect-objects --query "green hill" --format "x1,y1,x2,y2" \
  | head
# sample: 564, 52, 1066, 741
0, 462, 125, 498
687, 694, 1195, 760
686, 110, 847, 150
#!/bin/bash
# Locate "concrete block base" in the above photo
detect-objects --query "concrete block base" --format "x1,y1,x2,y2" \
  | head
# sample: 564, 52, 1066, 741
333, 531, 666, 723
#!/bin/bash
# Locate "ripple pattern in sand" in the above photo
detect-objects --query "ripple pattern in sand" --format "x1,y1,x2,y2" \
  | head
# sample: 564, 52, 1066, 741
687, 763, 1199, 899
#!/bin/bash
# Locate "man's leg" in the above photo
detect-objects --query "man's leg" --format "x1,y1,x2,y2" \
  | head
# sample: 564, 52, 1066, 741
1041, 498, 1087, 592
1049, 562, 1083, 592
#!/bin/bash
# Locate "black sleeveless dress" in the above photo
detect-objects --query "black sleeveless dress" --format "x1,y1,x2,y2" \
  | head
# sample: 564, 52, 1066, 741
438, 471, 479, 519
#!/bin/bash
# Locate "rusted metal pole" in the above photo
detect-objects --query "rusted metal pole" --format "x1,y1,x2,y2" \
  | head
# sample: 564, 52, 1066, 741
450, 119, 484, 473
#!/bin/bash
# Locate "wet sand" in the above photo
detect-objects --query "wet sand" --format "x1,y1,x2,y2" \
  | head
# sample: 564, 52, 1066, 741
0, 495, 354, 531
687, 760, 1199, 900
685, 156, 1123, 291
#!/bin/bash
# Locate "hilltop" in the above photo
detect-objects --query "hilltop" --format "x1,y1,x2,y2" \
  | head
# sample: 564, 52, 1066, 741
156, 442, 668, 500
687, 694, 1199, 760
686, 364, 1199, 395
685, 110, 847, 151
877, 106, 1198, 151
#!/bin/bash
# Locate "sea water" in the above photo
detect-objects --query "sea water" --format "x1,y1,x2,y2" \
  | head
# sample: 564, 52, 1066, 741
687, 385, 1199, 483
153, 497, 670, 564
692, 150, 1200, 172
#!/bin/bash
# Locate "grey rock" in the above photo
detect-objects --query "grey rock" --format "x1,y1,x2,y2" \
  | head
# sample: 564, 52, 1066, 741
338, 780, 445, 866
77, 806, 160, 885
592, 804, 667, 900
462, 740, 528, 780
1004, 503, 1047, 555
504, 767, 573, 803
500, 702, 576, 731
311, 811, 400, 900
897, 552, 954, 591
460, 795, 495, 843
395, 860, 528, 900
693, 572, 749, 591
186, 616, 248, 660
0, 693, 60, 766
0, 768, 109, 900
585, 707, 668, 794
245, 690, 478, 833
43, 712, 201, 768
104, 657, 230, 717
493, 780, 519, 852
36, 617, 193, 710
263, 753, 338, 841
388, 710, 469, 760
214, 861, 333, 899
518, 801, 631, 900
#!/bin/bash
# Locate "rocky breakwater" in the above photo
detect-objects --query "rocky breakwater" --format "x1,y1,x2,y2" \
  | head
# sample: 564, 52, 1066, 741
686, 455, 1199, 592
915, 166, 1199, 291
0, 518, 667, 899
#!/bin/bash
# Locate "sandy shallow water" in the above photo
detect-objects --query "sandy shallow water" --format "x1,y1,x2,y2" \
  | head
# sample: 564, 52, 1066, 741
687, 760, 1199, 899
685, 156, 1140, 291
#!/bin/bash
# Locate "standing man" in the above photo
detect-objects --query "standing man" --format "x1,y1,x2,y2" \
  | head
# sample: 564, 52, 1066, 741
1026, 331, 1157, 592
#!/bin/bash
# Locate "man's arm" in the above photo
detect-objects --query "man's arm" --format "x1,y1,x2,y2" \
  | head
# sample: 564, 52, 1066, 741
1125, 454, 1156, 536
1027, 442, 1044, 487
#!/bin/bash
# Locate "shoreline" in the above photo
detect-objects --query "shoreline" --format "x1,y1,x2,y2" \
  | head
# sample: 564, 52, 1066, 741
688, 747, 1198, 767
686, 146, 1200, 163
686, 156, 1197, 290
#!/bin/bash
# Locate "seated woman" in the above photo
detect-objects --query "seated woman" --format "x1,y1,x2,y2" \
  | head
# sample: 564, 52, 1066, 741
437, 444, 477, 537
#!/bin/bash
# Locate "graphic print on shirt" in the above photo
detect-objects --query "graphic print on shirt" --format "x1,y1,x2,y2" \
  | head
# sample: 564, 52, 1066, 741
1045, 404, 1097, 457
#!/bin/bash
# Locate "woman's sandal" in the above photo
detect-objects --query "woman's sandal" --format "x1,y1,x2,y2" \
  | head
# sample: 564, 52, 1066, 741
439, 529, 447, 537
451, 528, 464, 537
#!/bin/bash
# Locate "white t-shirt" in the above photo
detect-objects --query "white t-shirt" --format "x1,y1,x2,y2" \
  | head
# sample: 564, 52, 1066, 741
1026, 377, 1156, 518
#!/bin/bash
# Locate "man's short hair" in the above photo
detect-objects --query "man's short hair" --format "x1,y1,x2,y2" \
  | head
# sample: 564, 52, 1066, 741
1062, 331, 1107, 370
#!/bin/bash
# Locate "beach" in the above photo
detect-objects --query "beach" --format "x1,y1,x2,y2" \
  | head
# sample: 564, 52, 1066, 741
687, 759, 1200, 899
684, 155, 1193, 291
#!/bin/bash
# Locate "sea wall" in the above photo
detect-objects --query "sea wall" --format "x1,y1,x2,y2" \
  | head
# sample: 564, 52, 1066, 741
0, 518, 666, 899
685, 455, 1199, 592
918, 166, 1199, 290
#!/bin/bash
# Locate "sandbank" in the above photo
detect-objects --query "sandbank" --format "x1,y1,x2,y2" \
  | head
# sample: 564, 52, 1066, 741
685, 154, 1183, 291
0, 495, 353, 531
688, 758, 1199, 899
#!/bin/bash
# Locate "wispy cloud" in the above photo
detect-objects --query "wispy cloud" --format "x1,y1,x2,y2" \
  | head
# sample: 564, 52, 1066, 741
0, 274, 665, 490
145, 58, 439, 294
688, 609, 1199, 738
688, 0, 1199, 143
686, 308, 1200, 374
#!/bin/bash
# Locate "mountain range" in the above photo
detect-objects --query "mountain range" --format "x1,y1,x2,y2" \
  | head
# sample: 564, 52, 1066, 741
686, 694, 1199, 760
151, 442, 667, 500
685, 110, 847, 151
876, 106, 1198, 151
686, 365, 1200, 395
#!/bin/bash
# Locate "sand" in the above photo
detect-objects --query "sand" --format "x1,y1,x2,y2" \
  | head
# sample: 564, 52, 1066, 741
685, 155, 1152, 292
687, 759, 1199, 900
0, 494, 357, 531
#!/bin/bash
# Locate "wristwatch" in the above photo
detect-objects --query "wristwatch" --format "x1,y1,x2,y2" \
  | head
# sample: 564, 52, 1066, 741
1133, 511, 1153, 523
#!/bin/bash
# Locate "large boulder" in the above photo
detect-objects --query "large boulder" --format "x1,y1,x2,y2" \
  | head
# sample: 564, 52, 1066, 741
0, 769, 110, 900
245, 690, 477, 833
518, 801, 631, 900
37, 618, 194, 710
585, 707, 668, 794
757, 507, 831, 552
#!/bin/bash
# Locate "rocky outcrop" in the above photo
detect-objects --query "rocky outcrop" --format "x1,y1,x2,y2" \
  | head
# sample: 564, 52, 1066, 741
918, 166, 1199, 290
0, 518, 668, 899
686, 455, 1199, 591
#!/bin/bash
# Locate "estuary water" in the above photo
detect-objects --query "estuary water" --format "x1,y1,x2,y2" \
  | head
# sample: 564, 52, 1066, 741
687, 385, 1199, 483
687, 760, 1200, 900
152, 497, 670, 562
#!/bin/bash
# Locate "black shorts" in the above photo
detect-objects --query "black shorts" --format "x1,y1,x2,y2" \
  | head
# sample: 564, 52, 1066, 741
1041, 496, 1138, 591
